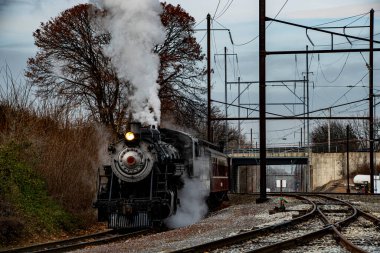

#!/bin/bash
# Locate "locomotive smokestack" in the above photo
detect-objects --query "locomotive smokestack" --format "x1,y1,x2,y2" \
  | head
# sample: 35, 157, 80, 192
129, 122, 142, 135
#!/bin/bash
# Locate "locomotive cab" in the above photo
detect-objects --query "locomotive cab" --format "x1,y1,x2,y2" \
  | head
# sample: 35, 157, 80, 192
160, 129, 230, 207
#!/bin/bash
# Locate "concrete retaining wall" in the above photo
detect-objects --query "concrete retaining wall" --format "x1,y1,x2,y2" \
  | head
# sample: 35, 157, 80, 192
310, 152, 380, 189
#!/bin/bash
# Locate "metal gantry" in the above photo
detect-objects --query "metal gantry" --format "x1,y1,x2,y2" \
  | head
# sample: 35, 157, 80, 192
206, 2, 379, 196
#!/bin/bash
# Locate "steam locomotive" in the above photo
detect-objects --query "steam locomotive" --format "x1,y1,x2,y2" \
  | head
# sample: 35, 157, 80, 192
94, 123, 229, 228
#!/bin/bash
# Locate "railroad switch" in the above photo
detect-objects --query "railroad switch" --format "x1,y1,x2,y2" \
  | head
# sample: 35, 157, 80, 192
269, 197, 288, 214
277, 197, 287, 211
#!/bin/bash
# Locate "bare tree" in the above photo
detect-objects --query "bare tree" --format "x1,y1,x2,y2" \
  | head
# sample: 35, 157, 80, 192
311, 121, 359, 152
156, 3, 207, 129
351, 115, 380, 151
27, 3, 210, 136
26, 4, 129, 134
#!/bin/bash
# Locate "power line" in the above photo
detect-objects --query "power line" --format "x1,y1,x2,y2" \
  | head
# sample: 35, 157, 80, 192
312, 11, 369, 28
194, 17, 207, 28
215, 0, 234, 20
318, 50, 351, 83
234, 0, 289, 47
331, 72, 369, 107
212, 19, 234, 45
212, 0, 221, 20
312, 16, 371, 48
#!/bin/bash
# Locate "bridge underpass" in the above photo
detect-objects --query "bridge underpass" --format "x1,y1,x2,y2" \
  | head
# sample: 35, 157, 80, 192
228, 148, 309, 193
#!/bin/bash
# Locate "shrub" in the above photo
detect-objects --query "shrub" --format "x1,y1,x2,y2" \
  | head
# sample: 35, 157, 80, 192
0, 68, 108, 246
0, 217, 24, 244
0, 103, 104, 225
0, 142, 79, 245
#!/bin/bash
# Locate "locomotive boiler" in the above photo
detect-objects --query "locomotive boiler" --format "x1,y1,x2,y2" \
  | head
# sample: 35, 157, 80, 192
94, 123, 229, 229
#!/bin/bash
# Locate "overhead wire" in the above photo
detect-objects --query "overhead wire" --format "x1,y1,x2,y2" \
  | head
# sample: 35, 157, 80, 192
212, 19, 234, 45
318, 50, 351, 83
234, 0, 289, 47
313, 16, 371, 48
336, 100, 368, 114
208, 2, 377, 143
314, 32, 380, 47
209, 1, 244, 124
311, 11, 374, 116
331, 72, 369, 107
194, 17, 206, 28
211, 24, 225, 88
213, 0, 221, 20
215, 0, 234, 20
210, 18, 243, 102
196, 32, 207, 44
312, 11, 369, 28
300, 12, 365, 132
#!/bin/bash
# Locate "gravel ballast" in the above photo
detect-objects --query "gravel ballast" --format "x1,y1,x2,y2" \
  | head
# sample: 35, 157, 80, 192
74, 194, 380, 253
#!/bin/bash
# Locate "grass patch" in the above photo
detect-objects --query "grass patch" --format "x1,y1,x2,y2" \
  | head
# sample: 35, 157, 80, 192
0, 141, 78, 245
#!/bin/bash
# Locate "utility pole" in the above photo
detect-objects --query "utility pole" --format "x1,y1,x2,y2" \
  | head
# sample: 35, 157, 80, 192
203, 15, 233, 143
328, 108, 331, 153
257, 0, 268, 203
207, 14, 211, 142
346, 125, 350, 193
224, 47, 228, 150
369, 9, 374, 194
214, 49, 238, 148
303, 76, 306, 148
301, 48, 313, 192
251, 128, 253, 148
238, 77, 241, 149
306, 45, 310, 192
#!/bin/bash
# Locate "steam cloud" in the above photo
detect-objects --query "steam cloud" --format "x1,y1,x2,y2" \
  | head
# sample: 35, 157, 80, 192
96, 0, 165, 125
165, 176, 209, 228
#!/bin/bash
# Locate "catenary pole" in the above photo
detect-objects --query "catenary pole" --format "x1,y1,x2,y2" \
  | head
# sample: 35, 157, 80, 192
369, 9, 374, 194
257, 0, 268, 203
207, 14, 212, 142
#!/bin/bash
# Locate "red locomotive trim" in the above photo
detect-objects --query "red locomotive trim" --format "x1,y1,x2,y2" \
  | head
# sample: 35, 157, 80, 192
210, 177, 229, 192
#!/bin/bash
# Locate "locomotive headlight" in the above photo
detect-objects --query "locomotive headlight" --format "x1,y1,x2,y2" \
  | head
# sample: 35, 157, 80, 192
125, 131, 135, 141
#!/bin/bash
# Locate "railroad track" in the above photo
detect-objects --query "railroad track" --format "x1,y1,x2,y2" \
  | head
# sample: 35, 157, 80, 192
1, 228, 151, 253
170, 194, 316, 252
170, 194, 380, 253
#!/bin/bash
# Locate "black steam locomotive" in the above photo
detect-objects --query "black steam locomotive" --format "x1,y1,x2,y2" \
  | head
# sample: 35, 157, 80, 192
94, 123, 229, 228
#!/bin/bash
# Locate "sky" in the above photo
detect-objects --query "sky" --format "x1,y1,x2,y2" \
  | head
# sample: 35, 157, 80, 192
0, 0, 379, 146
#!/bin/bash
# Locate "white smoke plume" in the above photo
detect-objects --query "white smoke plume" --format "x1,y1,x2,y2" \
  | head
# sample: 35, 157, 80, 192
96, 0, 165, 125
165, 176, 209, 228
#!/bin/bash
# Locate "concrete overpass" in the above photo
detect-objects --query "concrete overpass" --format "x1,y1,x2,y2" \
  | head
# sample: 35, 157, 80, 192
228, 147, 308, 166
227, 147, 380, 193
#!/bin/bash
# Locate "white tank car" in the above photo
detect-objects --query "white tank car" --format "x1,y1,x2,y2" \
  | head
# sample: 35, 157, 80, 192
353, 174, 371, 184
353, 174, 380, 194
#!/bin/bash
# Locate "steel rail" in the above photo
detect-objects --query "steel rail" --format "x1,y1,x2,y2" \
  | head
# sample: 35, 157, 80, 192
244, 194, 365, 253
244, 226, 333, 253
169, 194, 316, 253
244, 195, 350, 253
1, 228, 150, 253
357, 209, 380, 227
313, 195, 366, 253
